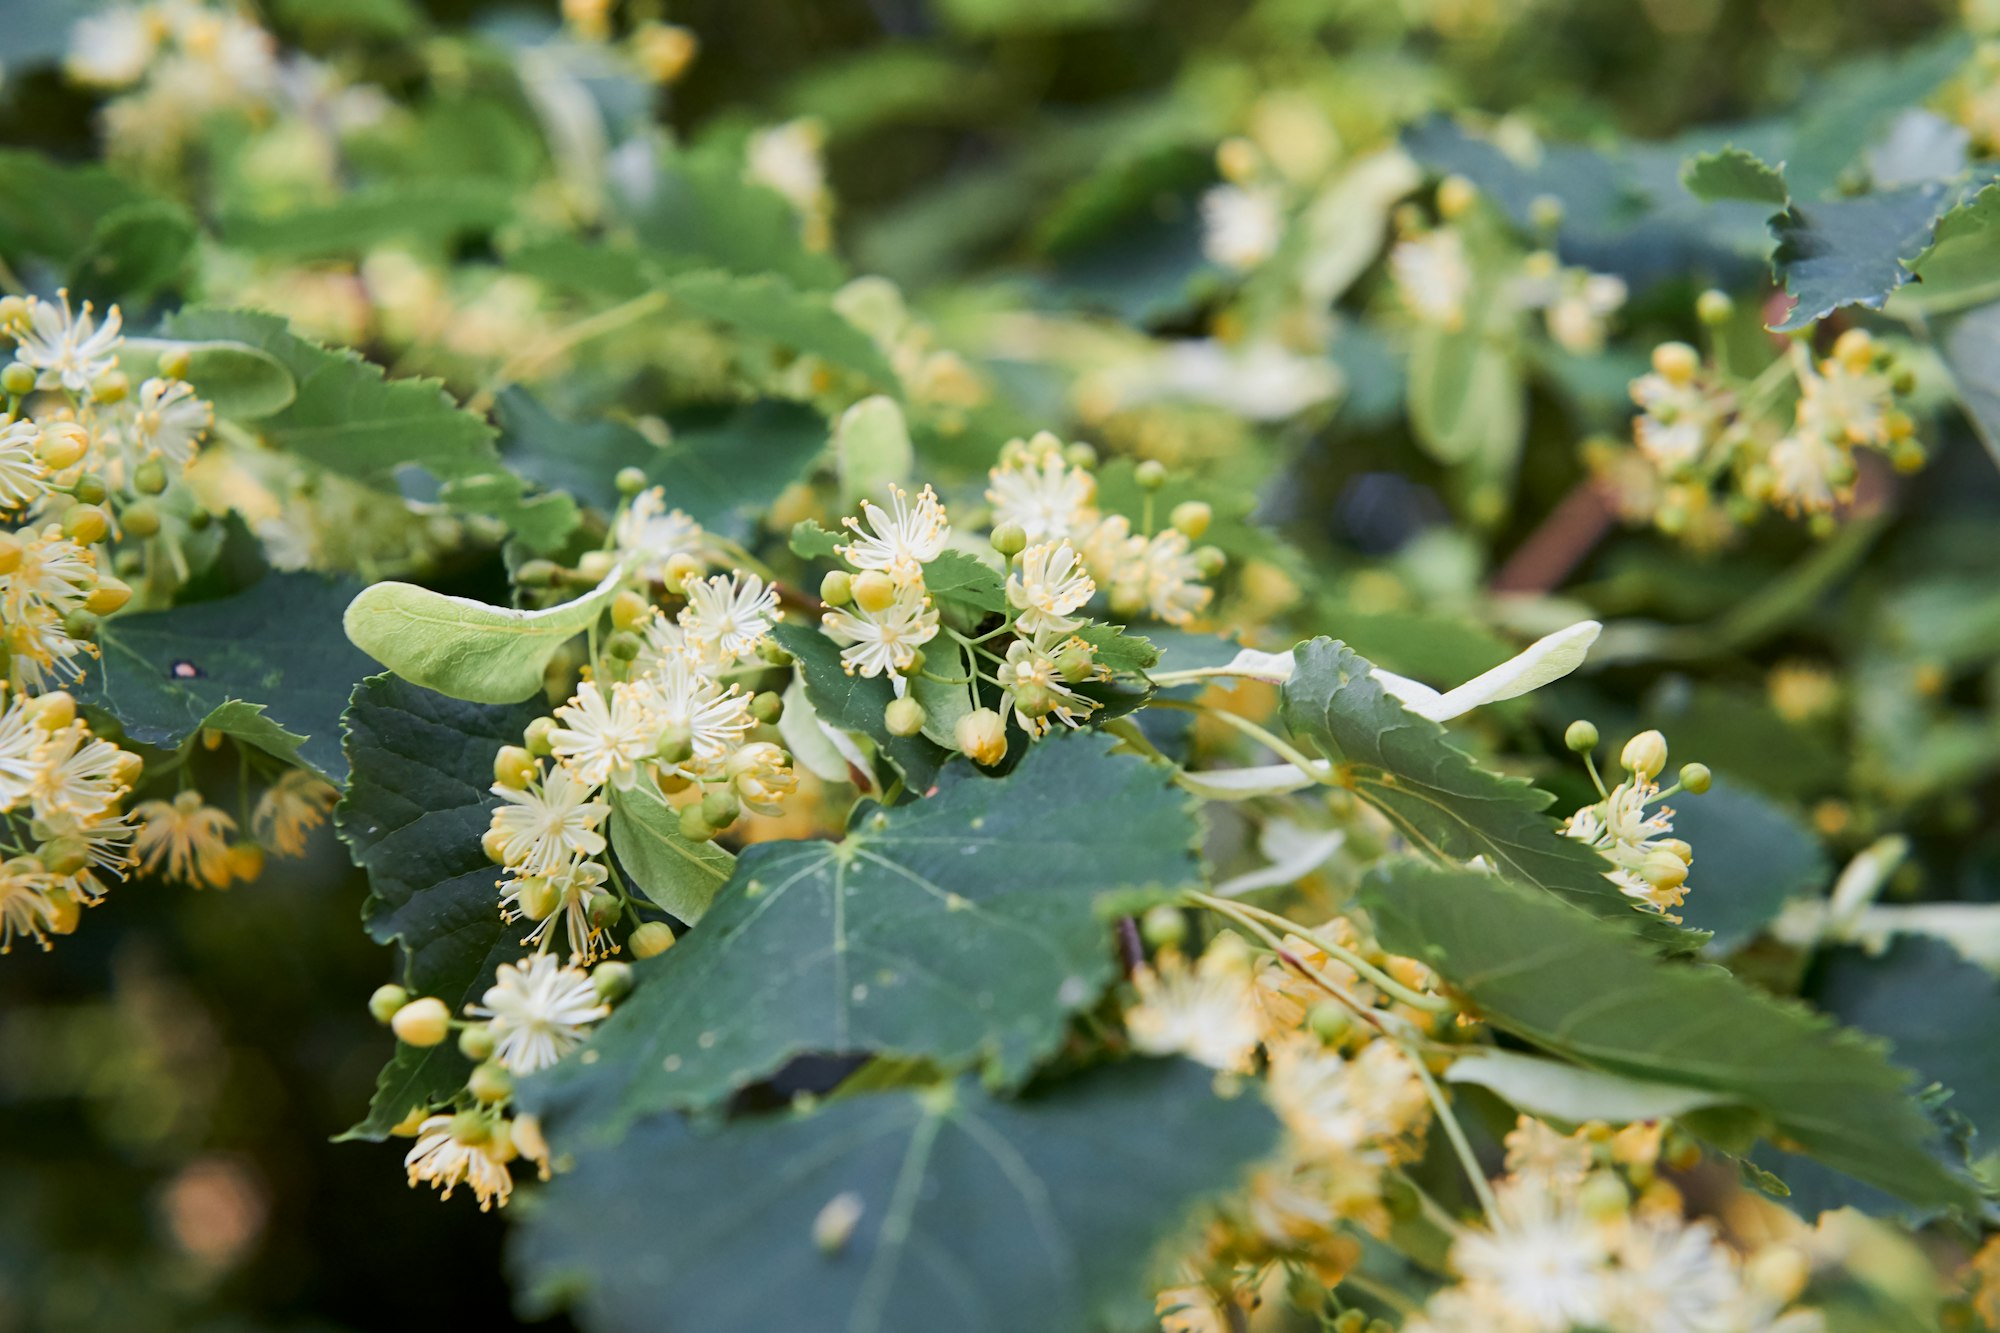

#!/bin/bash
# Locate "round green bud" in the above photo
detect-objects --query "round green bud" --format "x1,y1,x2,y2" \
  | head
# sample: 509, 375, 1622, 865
368, 984, 410, 1024
1695, 289, 1734, 325
630, 920, 677, 959
71, 473, 108, 506
458, 1024, 496, 1062
656, 722, 695, 765
132, 459, 169, 495
1564, 719, 1599, 753
158, 348, 192, 380
1170, 501, 1211, 540
1011, 681, 1057, 718
0, 362, 36, 397
1307, 1000, 1352, 1044
1678, 762, 1712, 795
1134, 459, 1168, 491
884, 696, 926, 737
1139, 904, 1186, 951
447, 1110, 491, 1145
615, 466, 648, 497
38, 836, 89, 876
606, 629, 642, 661
1192, 545, 1226, 579
990, 521, 1028, 557
1052, 640, 1096, 683
60, 609, 98, 640
592, 960, 635, 1003
119, 500, 162, 539
493, 744, 537, 790
62, 504, 109, 545
701, 787, 741, 829
756, 637, 794, 667
523, 715, 557, 757
678, 804, 715, 842
819, 569, 853, 607
1621, 729, 1669, 779
390, 996, 452, 1047
91, 371, 128, 404
1578, 1169, 1629, 1221
577, 550, 618, 583
513, 875, 561, 921
586, 890, 623, 931
187, 508, 211, 531
851, 569, 897, 614
750, 690, 783, 725
1063, 442, 1098, 470
902, 646, 925, 677
468, 1061, 513, 1103
516, 559, 560, 587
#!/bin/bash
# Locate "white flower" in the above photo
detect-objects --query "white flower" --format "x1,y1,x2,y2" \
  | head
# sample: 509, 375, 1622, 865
504, 857, 611, 962
1766, 428, 1849, 516
614, 488, 706, 582
0, 855, 65, 953
747, 119, 828, 215
1608, 1216, 1744, 1333
1201, 184, 1284, 271
726, 741, 796, 815
678, 572, 780, 667
12, 292, 123, 393
821, 581, 939, 683
1391, 230, 1471, 329
1135, 528, 1211, 626
1125, 950, 1262, 1072
631, 652, 754, 779
404, 1115, 514, 1211
1006, 539, 1094, 636
30, 724, 131, 825
66, 4, 159, 88
1564, 776, 1690, 918
836, 483, 950, 581
0, 693, 48, 811
549, 680, 657, 791
1631, 373, 1727, 474
996, 634, 1097, 738
986, 434, 1096, 541
469, 954, 609, 1075
488, 764, 609, 876
1451, 1175, 1615, 1333
0, 420, 47, 510
130, 376, 212, 467
1267, 1037, 1430, 1162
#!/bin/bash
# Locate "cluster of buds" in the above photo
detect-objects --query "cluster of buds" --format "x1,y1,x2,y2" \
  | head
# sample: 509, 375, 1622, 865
369, 953, 633, 1210
1561, 721, 1711, 921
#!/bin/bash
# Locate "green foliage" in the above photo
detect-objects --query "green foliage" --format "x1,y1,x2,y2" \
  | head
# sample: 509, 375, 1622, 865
665, 270, 897, 387
773, 622, 948, 791
526, 733, 1198, 1140
219, 180, 515, 259
1769, 185, 1952, 331
513, 1060, 1275, 1333
1444, 1050, 1732, 1124
1671, 777, 1827, 953
1365, 861, 1976, 1210
0, 150, 196, 299
1680, 147, 1789, 206
607, 784, 734, 924
119, 337, 298, 418
833, 394, 914, 508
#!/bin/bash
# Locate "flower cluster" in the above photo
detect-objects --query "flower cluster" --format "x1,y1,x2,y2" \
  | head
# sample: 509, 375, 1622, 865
66, 1, 283, 169
1560, 724, 1710, 922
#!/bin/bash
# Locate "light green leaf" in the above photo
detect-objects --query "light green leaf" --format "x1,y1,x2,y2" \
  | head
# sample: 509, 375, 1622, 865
342, 562, 627, 705
907, 643, 976, 749
118, 338, 298, 419
1769, 184, 1950, 332
1446, 1050, 1734, 1125
773, 622, 947, 792
790, 518, 846, 560
631, 148, 845, 290
666, 269, 899, 387
1365, 860, 1977, 1210
834, 395, 913, 510
334, 675, 543, 1140
1407, 314, 1524, 467
523, 732, 1200, 1139
513, 1060, 1275, 1333
1680, 147, 1788, 206
1907, 184, 2000, 312
219, 180, 515, 259
1075, 623, 1159, 674
75, 573, 375, 781
608, 784, 734, 925
1933, 299, 2000, 467
921, 549, 1008, 616
1280, 638, 1700, 950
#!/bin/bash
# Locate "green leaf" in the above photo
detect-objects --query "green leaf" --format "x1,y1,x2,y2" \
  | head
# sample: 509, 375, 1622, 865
271, 0, 425, 41
342, 564, 626, 705
1446, 1050, 1734, 1125
1769, 184, 1950, 332
630, 148, 844, 290
773, 622, 948, 793
525, 732, 1200, 1139
219, 180, 515, 259
790, 519, 846, 560
1932, 299, 2000, 466
1671, 777, 1827, 954
118, 338, 298, 419
1680, 147, 1788, 206
1075, 623, 1159, 674
435, 473, 581, 556
1279, 638, 1699, 950
1908, 184, 2000, 311
608, 784, 734, 925
833, 394, 914, 510
665, 270, 898, 387
647, 401, 829, 540
513, 1060, 1275, 1333
1364, 860, 1977, 1210
495, 388, 656, 512
72, 199, 197, 300
1407, 315, 1524, 467
0, 149, 194, 299
921, 549, 1008, 616
335, 675, 542, 1139
335, 1042, 470, 1144
76, 573, 374, 781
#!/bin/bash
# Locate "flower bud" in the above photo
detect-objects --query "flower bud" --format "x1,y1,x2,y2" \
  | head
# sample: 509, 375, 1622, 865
62, 504, 110, 545
85, 575, 132, 616
1306, 1000, 1351, 1044
1654, 838, 1693, 863
884, 697, 926, 737
615, 466, 649, 496
701, 787, 740, 829
0, 532, 21, 576
524, 715, 557, 757
1678, 762, 1711, 794
482, 825, 512, 864
1134, 459, 1168, 491
1193, 545, 1226, 579
678, 804, 716, 842
391, 996, 452, 1047
469, 1061, 514, 1103
36, 423, 87, 469
606, 630, 642, 661
592, 960, 635, 1002
38, 835, 89, 876
61, 609, 98, 641
580, 891, 619, 931
1620, 729, 1668, 778
458, 1023, 496, 1062
655, 722, 694, 765
515, 559, 560, 587
389, 1106, 428, 1138
1064, 442, 1097, 470
631, 920, 677, 959
159, 347, 192, 380
819, 569, 853, 606
1650, 342, 1699, 386
1578, 1169, 1629, 1221
514, 875, 561, 921
447, 1111, 491, 1146
1011, 680, 1057, 718
1637, 850, 1689, 891
990, 521, 1027, 557
494, 745, 537, 790
1436, 174, 1477, 219
226, 841, 265, 882
1170, 501, 1211, 540
611, 589, 650, 631
1052, 639, 1096, 682
1564, 719, 1599, 753
1139, 904, 1186, 950
750, 690, 783, 725
91, 370, 128, 404
956, 708, 1008, 766
662, 552, 704, 595
1695, 289, 1734, 325
29, 691, 76, 730
368, 984, 410, 1024
44, 888, 79, 935
851, 569, 897, 613
757, 637, 794, 667
72, 473, 108, 505
0, 362, 35, 397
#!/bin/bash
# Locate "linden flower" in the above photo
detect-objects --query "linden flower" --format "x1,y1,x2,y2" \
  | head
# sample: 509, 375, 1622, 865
631, 653, 755, 779
0, 855, 70, 953
488, 764, 609, 876
5, 605, 92, 693
1266, 1037, 1430, 1163
1543, 272, 1628, 356
614, 489, 707, 583
1390, 230, 1471, 330
836, 483, 950, 581
0, 692, 48, 810
404, 1116, 514, 1211
986, 433, 1096, 541
1564, 777, 1690, 919
469, 953, 609, 1075
253, 769, 338, 857
3, 531, 97, 620
1007, 540, 1094, 636
12, 292, 123, 393
1125, 948, 1262, 1072
129, 377, 213, 468
29, 724, 133, 825
1502, 1116, 1593, 1188
1200, 183, 1284, 271
1450, 1174, 1615, 1332
996, 635, 1097, 739
821, 581, 939, 686
0, 420, 47, 510
746, 119, 828, 217
550, 680, 658, 791
1630, 372, 1728, 474
679, 572, 780, 667
726, 741, 796, 815
504, 857, 610, 962
40, 809, 136, 906
66, 3, 159, 89
132, 789, 237, 888
1608, 1215, 1746, 1333
1136, 528, 1212, 626
1765, 427, 1850, 516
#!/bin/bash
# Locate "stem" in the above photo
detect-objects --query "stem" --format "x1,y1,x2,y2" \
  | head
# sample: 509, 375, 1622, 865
1191, 893, 1453, 1014
1410, 1052, 1501, 1225
1149, 699, 1328, 781
469, 288, 675, 413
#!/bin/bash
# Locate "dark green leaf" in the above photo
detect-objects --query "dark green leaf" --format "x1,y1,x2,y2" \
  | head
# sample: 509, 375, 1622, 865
607, 785, 734, 924
73, 199, 198, 300
1364, 861, 1976, 1210
1680, 147, 1788, 206
666, 270, 897, 387
513, 1060, 1275, 1333
1672, 777, 1827, 953
921, 550, 1008, 616
1769, 184, 1949, 331
76, 573, 374, 781
1075, 624, 1159, 674
219, 181, 515, 259
495, 387, 657, 512
774, 622, 948, 793
630, 150, 843, 290
649, 401, 828, 541
525, 732, 1199, 1139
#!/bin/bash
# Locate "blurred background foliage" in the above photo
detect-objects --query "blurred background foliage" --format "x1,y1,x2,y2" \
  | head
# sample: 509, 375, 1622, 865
2, 0, 1999, 1329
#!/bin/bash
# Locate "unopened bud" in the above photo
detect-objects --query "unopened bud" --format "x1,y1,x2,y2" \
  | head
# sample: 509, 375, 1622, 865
1134, 459, 1168, 491
587, 891, 623, 930
1564, 719, 1599, 753
678, 804, 715, 842
1578, 1169, 1628, 1221
447, 1111, 490, 1145
1193, 545, 1226, 579
0, 362, 35, 397
494, 745, 537, 790
1695, 289, 1734, 325
577, 551, 618, 583
516, 559, 560, 587
37, 423, 88, 469
750, 690, 783, 725
482, 825, 512, 864
119, 499, 161, 538
513, 875, 561, 921
611, 589, 650, 631
1621, 729, 1668, 778
1139, 904, 1186, 950
368, 983, 410, 1024
883, 697, 926, 737
592, 960, 635, 1002
458, 1024, 496, 1062
391, 996, 452, 1047
29, 691, 76, 730
468, 1061, 513, 1103
91, 370, 129, 404
630, 920, 677, 959
700, 787, 740, 829
662, 552, 703, 595
1436, 174, 1477, 219
615, 466, 648, 496
1064, 442, 1097, 470
851, 570, 897, 613
990, 521, 1027, 557
62, 504, 109, 544
1170, 501, 1211, 540
1307, 1000, 1351, 1044
1650, 342, 1699, 386
956, 708, 1008, 766
656, 722, 694, 765
72, 473, 108, 505
820, 570, 853, 606
606, 629, 642, 661
1678, 762, 1712, 794
38, 836, 89, 876
85, 575, 132, 616
158, 347, 192, 380
524, 715, 557, 757
1638, 850, 1689, 891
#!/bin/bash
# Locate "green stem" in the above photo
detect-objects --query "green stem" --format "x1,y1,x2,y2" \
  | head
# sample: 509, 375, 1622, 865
1148, 699, 1328, 780
1191, 893, 1454, 1014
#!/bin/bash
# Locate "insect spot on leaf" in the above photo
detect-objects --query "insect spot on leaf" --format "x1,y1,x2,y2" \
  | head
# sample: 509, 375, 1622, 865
170, 660, 203, 679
